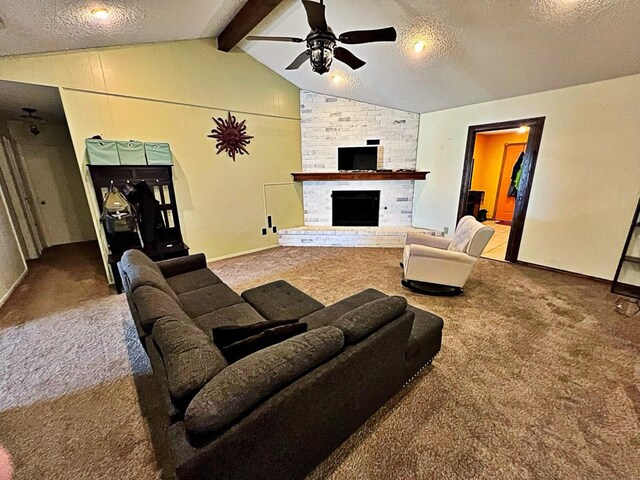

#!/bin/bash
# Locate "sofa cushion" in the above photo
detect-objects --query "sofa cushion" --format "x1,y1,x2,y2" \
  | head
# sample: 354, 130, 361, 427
220, 323, 308, 363
301, 288, 387, 330
193, 303, 265, 332
212, 319, 299, 349
153, 316, 227, 400
124, 263, 179, 302
334, 296, 408, 344
178, 283, 244, 319
241, 280, 324, 322
133, 286, 191, 327
167, 269, 222, 295
185, 326, 344, 434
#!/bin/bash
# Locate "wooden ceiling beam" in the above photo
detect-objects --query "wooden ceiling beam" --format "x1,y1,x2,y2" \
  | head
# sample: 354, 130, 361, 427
218, 0, 285, 52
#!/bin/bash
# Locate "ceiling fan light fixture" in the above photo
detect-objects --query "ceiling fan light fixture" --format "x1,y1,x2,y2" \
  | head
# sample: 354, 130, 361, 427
331, 74, 343, 84
413, 40, 427, 53
309, 37, 334, 74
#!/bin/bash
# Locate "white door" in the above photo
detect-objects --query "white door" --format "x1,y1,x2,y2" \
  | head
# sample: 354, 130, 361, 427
0, 137, 43, 257
15, 143, 92, 247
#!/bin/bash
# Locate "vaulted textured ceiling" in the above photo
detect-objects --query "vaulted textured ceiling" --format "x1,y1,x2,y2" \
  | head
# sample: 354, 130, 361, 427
0, 0, 247, 57
0, 1, 638, 114
241, 0, 640, 112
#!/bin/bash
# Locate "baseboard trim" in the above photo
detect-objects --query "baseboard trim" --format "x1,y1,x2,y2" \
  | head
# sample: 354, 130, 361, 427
206, 244, 279, 263
0, 268, 28, 308
516, 260, 611, 285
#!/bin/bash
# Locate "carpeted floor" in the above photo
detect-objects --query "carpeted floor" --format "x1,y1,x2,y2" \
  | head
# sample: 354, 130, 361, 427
1, 242, 639, 479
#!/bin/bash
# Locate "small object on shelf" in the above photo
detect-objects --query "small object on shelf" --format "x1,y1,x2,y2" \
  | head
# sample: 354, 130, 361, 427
145, 142, 173, 165
86, 139, 119, 165
116, 140, 146, 165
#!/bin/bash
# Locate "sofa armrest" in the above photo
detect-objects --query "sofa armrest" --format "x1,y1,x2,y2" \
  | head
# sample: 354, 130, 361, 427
409, 244, 475, 264
157, 254, 207, 278
406, 231, 451, 249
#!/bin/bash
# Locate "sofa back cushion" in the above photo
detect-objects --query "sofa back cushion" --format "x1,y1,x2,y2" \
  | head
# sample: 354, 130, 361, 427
153, 316, 227, 401
185, 326, 344, 434
334, 296, 408, 344
132, 285, 190, 327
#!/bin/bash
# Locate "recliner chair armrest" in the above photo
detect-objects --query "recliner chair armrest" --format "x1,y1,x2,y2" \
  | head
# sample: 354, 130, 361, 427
409, 244, 476, 264
405, 231, 451, 250
156, 253, 208, 278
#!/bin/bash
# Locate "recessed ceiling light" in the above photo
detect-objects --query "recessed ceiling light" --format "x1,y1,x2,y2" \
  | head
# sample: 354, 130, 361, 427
331, 74, 343, 84
91, 8, 110, 20
413, 41, 427, 53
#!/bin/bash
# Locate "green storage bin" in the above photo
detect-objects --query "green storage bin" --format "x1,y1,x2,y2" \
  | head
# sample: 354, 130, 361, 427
144, 142, 173, 165
85, 139, 119, 165
116, 141, 146, 165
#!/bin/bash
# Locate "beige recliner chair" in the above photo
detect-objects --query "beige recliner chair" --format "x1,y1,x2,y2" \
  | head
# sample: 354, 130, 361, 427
401, 216, 495, 295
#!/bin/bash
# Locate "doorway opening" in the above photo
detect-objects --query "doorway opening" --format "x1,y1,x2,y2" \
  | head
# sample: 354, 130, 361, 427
0, 80, 97, 264
458, 117, 545, 263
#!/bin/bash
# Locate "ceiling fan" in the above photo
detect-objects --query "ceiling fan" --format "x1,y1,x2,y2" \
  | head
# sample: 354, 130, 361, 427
20, 107, 45, 136
246, 0, 397, 75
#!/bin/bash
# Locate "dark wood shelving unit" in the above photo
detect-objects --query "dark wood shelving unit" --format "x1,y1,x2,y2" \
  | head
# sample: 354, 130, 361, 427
89, 165, 189, 293
291, 171, 430, 181
612, 196, 640, 299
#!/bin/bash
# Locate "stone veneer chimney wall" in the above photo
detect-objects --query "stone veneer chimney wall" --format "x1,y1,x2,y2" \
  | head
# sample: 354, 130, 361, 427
300, 90, 420, 226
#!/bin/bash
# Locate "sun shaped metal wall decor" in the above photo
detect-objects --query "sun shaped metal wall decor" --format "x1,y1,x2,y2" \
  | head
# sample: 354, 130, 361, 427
207, 111, 254, 161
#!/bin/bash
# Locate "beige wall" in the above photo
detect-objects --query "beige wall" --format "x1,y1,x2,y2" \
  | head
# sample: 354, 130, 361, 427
0, 39, 303, 279
414, 74, 640, 280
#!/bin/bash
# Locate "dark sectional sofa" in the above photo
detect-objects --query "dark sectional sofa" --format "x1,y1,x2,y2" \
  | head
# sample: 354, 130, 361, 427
119, 249, 444, 480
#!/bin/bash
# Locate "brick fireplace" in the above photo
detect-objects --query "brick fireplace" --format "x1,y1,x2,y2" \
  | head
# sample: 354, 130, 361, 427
278, 90, 442, 247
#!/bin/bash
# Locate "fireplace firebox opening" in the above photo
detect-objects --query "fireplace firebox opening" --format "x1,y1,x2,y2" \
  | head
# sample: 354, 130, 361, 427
332, 190, 380, 226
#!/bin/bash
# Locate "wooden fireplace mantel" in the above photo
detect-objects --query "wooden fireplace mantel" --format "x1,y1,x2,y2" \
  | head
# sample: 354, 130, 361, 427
291, 171, 430, 181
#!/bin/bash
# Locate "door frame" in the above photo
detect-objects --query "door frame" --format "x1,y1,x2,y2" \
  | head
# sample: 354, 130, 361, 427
457, 117, 545, 263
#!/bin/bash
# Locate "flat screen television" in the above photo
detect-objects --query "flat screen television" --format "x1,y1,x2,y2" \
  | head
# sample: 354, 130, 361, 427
338, 146, 378, 171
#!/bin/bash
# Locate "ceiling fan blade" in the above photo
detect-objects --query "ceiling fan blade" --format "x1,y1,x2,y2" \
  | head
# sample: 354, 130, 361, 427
338, 27, 397, 44
246, 36, 304, 43
286, 51, 311, 70
334, 47, 366, 70
302, 0, 327, 31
